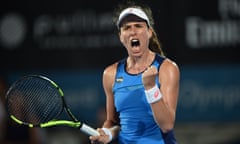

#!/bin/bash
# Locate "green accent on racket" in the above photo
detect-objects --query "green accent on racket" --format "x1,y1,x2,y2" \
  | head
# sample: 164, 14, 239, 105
5, 75, 99, 136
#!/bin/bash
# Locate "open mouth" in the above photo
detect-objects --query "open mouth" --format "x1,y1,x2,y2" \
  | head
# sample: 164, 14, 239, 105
131, 39, 140, 47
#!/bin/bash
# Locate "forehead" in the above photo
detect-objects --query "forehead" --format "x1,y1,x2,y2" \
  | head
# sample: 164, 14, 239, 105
119, 14, 147, 27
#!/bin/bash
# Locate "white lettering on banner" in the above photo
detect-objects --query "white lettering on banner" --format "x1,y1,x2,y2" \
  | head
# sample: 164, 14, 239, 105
37, 34, 119, 49
218, 0, 240, 19
186, 18, 240, 48
33, 11, 121, 49
185, 0, 240, 49
0, 10, 121, 50
34, 11, 114, 36
179, 80, 240, 111
0, 13, 26, 49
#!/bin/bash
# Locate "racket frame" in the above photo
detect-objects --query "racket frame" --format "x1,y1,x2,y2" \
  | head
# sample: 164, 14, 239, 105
6, 75, 99, 136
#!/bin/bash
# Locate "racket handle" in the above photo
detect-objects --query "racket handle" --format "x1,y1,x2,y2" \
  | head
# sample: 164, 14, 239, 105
80, 123, 100, 136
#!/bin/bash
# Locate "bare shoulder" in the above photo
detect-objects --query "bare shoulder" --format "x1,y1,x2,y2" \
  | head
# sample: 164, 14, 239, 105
162, 58, 179, 71
103, 62, 119, 86
103, 62, 118, 77
159, 58, 180, 79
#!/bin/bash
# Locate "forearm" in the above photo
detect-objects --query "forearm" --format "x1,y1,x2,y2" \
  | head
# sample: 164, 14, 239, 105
150, 100, 175, 133
144, 84, 176, 133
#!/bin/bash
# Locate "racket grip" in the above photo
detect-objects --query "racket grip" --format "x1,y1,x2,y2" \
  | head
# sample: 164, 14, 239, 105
80, 123, 100, 136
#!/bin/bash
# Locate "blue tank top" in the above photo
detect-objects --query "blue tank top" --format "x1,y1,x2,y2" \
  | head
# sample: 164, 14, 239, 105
113, 54, 177, 144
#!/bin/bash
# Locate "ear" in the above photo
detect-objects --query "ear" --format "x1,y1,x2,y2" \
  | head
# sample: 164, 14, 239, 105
119, 31, 124, 43
148, 28, 153, 39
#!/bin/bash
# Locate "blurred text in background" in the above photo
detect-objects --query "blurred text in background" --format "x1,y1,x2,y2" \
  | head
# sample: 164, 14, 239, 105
0, 0, 240, 143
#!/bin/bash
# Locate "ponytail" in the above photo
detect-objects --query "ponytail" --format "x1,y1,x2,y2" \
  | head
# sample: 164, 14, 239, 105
149, 29, 165, 56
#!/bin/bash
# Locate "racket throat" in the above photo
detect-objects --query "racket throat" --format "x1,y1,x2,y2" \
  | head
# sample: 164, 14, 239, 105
40, 120, 81, 128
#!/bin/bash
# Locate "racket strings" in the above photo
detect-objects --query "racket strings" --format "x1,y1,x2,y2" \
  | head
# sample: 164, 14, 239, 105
7, 76, 63, 125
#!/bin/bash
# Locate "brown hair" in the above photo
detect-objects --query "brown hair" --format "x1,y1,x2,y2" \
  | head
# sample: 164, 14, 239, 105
113, 1, 165, 56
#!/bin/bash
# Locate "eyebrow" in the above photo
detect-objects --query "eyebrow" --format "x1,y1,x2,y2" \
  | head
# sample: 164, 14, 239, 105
122, 22, 147, 27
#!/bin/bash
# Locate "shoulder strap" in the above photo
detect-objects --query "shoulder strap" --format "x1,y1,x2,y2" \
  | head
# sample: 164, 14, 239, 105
153, 54, 165, 71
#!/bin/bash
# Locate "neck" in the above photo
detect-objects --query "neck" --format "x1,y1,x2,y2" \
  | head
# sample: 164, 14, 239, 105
126, 51, 155, 74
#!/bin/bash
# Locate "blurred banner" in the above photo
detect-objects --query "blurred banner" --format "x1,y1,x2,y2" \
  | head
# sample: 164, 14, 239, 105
0, 0, 124, 69
177, 64, 240, 122
0, 0, 239, 70
181, 0, 240, 64
1, 1, 239, 143
5, 64, 240, 123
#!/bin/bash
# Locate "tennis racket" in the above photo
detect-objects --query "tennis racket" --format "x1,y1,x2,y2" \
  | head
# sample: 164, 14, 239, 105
5, 75, 99, 136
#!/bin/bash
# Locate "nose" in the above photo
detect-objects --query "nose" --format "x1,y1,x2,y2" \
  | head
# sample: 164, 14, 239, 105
129, 26, 137, 35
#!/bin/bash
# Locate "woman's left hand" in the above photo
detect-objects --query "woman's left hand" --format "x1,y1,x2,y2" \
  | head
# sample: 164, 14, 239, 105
142, 65, 158, 90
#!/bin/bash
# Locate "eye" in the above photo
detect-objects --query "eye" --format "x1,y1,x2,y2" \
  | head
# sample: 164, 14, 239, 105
122, 25, 130, 31
135, 23, 143, 28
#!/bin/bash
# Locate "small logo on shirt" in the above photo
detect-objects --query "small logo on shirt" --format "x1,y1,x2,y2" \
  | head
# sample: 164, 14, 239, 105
116, 77, 123, 83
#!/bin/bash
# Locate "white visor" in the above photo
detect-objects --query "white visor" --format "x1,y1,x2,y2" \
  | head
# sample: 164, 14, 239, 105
117, 7, 150, 28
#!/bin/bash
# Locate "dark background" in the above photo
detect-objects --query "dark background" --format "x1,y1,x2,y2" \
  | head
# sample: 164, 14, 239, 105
0, 0, 240, 144
1, 0, 239, 70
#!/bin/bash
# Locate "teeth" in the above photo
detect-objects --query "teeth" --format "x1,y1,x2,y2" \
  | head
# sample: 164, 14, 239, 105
131, 39, 140, 47
132, 39, 138, 42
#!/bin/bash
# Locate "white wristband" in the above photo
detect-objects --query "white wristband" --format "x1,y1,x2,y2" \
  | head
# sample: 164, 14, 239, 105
102, 127, 113, 142
144, 84, 162, 104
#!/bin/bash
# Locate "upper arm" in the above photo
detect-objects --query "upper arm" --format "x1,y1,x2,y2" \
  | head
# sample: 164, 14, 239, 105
102, 63, 119, 127
159, 59, 180, 115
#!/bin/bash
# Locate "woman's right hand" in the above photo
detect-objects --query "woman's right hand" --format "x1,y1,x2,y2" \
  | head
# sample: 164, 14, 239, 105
89, 128, 111, 144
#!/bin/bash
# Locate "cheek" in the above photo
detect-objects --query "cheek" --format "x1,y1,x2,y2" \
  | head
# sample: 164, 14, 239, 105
120, 34, 128, 44
119, 33, 124, 43
119, 35, 124, 43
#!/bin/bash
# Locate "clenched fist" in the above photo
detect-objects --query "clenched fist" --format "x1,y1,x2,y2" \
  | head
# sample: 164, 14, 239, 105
142, 65, 158, 90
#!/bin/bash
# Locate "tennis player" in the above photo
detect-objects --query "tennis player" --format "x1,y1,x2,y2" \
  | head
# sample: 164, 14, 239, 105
90, 2, 180, 144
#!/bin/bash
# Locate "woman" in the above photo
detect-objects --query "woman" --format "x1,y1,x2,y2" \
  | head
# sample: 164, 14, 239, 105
90, 2, 180, 144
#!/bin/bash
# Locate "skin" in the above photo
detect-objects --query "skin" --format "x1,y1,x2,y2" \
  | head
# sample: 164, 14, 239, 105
90, 20, 180, 144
